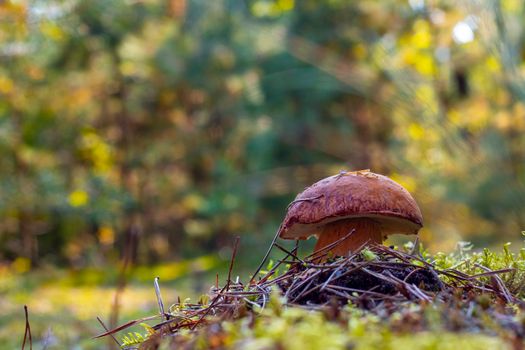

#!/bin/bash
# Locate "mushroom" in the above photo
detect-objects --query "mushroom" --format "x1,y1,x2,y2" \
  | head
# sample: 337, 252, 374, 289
277, 170, 423, 257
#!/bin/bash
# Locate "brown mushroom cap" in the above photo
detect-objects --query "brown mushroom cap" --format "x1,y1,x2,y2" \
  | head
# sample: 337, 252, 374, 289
278, 170, 423, 240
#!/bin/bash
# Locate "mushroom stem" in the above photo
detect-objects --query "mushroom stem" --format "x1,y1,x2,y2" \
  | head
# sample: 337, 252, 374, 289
313, 218, 382, 258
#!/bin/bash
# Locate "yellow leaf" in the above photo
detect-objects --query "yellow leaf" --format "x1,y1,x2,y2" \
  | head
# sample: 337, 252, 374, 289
277, 0, 294, 11
486, 56, 500, 72
40, 21, 65, 41
98, 226, 115, 245
408, 123, 425, 140
69, 190, 89, 207
11, 257, 31, 274
0, 76, 14, 94
412, 20, 432, 49
414, 53, 434, 76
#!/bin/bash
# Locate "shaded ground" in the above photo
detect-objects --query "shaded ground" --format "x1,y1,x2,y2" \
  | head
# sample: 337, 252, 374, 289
98, 242, 525, 349
7, 242, 525, 349
0, 256, 222, 349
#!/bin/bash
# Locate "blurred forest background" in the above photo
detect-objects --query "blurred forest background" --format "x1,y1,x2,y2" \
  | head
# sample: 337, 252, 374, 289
3, 0, 525, 347
2, 0, 525, 272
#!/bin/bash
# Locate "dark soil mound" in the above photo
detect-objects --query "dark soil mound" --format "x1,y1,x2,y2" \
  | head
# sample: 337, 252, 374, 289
279, 258, 444, 306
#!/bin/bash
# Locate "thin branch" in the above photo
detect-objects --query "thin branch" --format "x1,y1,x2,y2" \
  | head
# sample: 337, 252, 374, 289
22, 305, 32, 350
249, 228, 281, 284
273, 243, 306, 264
96, 317, 120, 347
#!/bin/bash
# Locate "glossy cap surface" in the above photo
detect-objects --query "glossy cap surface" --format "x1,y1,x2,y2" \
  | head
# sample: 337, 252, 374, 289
278, 170, 423, 240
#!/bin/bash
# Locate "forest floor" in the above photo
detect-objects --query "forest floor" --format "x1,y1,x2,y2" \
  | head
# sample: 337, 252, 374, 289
1, 256, 222, 349
93, 240, 525, 350
7, 240, 525, 350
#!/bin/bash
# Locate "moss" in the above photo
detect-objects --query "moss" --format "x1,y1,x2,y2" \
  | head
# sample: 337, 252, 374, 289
117, 242, 525, 349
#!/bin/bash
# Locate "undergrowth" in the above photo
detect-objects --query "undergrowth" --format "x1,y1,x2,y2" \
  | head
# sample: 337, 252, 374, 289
95, 240, 525, 350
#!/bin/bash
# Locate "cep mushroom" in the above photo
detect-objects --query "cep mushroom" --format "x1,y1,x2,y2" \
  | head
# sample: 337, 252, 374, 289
277, 170, 423, 257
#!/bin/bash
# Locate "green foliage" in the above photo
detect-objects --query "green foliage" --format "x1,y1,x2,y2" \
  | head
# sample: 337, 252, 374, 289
120, 323, 155, 349
433, 241, 525, 297
2, 0, 525, 270
121, 332, 147, 348
361, 248, 378, 261
216, 306, 507, 350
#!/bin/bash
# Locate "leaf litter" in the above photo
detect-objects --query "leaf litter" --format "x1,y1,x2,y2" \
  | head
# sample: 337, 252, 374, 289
94, 236, 525, 349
